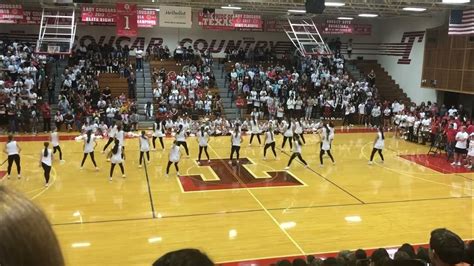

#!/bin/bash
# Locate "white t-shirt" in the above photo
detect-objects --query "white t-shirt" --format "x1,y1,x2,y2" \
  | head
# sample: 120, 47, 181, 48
468, 140, 474, 156
232, 132, 241, 146
374, 132, 384, 150
455, 131, 469, 149
51, 132, 59, 147
6, 141, 19, 155
176, 130, 186, 142
111, 146, 123, 164
153, 122, 165, 137
116, 131, 125, 147
321, 129, 331, 151
197, 131, 209, 147
41, 149, 53, 166
265, 131, 275, 144
140, 137, 150, 152
169, 145, 181, 162
292, 140, 302, 153
84, 135, 96, 153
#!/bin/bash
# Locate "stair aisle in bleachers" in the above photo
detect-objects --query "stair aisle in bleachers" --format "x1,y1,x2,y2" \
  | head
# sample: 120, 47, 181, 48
212, 62, 236, 120
136, 61, 154, 129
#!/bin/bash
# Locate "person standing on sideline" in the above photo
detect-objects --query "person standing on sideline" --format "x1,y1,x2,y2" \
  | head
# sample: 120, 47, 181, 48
249, 119, 261, 146
113, 124, 125, 162
263, 126, 277, 160
50, 127, 65, 163
319, 123, 335, 167
138, 131, 150, 168
284, 135, 308, 169
452, 126, 469, 166
229, 124, 243, 164
152, 119, 165, 150
197, 126, 211, 164
465, 133, 474, 169
108, 139, 125, 181
175, 124, 189, 157
368, 127, 385, 165
39, 142, 53, 187
102, 122, 118, 153
165, 141, 181, 177
80, 130, 99, 170
4, 135, 21, 179
281, 120, 293, 150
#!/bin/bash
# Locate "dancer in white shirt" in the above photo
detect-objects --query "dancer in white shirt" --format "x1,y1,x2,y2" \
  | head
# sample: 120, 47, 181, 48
107, 139, 125, 181
152, 120, 165, 150
319, 123, 335, 166
50, 127, 65, 163
138, 131, 150, 168
249, 119, 261, 146
284, 135, 308, 169
197, 126, 211, 163
166, 141, 181, 177
368, 127, 385, 164
39, 142, 53, 187
175, 124, 189, 157
80, 130, 99, 170
263, 127, 277, 160
229, 124, 243, 164
4, 135, 21, 179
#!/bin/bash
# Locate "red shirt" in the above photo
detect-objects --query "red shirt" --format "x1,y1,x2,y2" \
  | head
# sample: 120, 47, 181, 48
446, 128, 457, 143
467, 124, 474, 135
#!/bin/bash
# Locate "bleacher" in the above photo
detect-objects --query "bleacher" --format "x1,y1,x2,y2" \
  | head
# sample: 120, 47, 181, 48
98, 73, 128, 97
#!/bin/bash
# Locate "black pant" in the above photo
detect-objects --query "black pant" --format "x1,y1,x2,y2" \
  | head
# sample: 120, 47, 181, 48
152, 136, 164, 149
250, 133, 261, 144
53, 145, 63, 160
297, 133, 306, 144
264, 142, 276, 157
42, 162, 51, 183
177, 141, 189, 156
287, 152, 307, 166
43, 118, 51, 132
320, 149, 335, 164
103, 138, 114, 152
198, 146, 210, 161
369, 148, 384, 161
81, 152, 97, 167
166, 161, 179, 174
139, 151, 150, 165
110, 163, 124, 177
7, 154, 21, 175
282, 136, 293, 149
230, 145, 240, 160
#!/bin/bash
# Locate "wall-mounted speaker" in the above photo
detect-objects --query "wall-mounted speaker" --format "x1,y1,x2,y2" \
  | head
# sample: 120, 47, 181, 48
305, 0, 325, 14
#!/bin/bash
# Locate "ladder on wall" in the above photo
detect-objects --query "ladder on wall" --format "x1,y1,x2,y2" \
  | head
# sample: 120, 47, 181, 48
285, 18, 331, 57
36, 7, 77, 54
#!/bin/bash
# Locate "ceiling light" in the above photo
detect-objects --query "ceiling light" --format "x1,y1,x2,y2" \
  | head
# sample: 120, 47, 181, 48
402, 7, 426, 12
441, 0, 470, 3
325, 2, 346, 6
358, 13, 378, 17
337, 17, 353, 20
144, 8, 160, 11
221, 5, 242, 10
288, 9, 306, 13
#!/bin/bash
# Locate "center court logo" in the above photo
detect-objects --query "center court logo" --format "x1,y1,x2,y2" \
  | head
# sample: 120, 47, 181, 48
177, 158, 304, 192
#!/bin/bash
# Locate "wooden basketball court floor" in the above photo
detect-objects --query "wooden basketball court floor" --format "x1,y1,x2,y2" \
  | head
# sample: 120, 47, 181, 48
1, 131, 473, 265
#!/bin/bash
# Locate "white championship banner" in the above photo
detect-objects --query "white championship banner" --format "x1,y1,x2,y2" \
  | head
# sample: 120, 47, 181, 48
159, 6, 192, 28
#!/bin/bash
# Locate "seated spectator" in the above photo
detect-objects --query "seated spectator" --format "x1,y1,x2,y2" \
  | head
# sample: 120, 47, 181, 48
152, 248, 213, 266
429, 228, 465, 266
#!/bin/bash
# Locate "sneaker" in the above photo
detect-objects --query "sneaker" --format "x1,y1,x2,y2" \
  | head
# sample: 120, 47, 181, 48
320, 164, 324, 168
304, 165, 308, 168
109, 177, 112, 181
197, 161, 201, 165
17, 174, 21, 179
332, 162, 336, 165
138, 165, 142, 168
122, 174, 126, 178
95, 167, 99, 171
450, 162, 456, 166
368, 161, 373, 165
456, 162, 461, 166
106, 158, 110, 162
7, 175, 10, 179
208, 160, 211, 163
45, 182, 49, 187
177, 172, 181, 177
80, 166, 83, 170
147, 161, 151, 164
380, 160, 384, 164
236, 160, 239, 163
228, 161, 232, 165
284, 166, 289, 170
101, 150, 105, 154
263, 157, 267, 160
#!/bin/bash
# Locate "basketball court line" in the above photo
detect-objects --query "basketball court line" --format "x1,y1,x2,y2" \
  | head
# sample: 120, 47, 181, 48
361, 143, 474, 193
278, 149, 366, 204
206, 144, 307, 255
143, 157, 157, 218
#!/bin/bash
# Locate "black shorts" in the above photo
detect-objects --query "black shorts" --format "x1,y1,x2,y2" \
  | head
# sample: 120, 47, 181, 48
454, 147, 467, 154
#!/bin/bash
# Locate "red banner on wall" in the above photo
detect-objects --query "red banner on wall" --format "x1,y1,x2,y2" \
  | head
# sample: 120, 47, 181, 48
138, 9, 157, 28
0, 4, 23, 23
198, 12, 234, 30
321, 19, 372, 35
232, 14, 262, 29
116, 3, 137, 37
81, 6, 115, 23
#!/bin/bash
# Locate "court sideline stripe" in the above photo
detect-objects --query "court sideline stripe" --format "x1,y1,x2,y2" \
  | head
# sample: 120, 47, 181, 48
280, 149, 366, 204
50, 196, 471, 227
207, 144, 307, 255
143, 157, 156, 218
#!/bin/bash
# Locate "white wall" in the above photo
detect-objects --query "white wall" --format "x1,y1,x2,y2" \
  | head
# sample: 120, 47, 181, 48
372, 14, 446, 104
